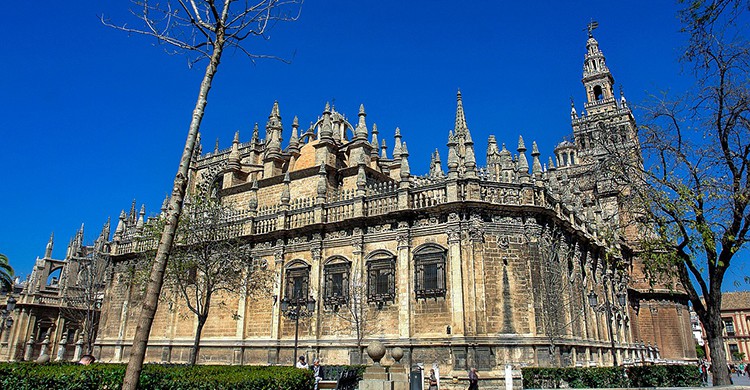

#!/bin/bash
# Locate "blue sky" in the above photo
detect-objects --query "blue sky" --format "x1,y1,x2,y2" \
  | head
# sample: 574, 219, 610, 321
0, 1, 746, 289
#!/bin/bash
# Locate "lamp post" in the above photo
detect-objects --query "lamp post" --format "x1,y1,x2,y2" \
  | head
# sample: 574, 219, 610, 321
281, 295, 316, 364
0, 296, 17, 342
588, 285, 626, 367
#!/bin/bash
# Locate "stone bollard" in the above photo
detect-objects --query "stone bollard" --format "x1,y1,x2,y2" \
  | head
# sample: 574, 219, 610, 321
23, 335, 34, 361
73, 336, 84, 362
389, 347, 409, 390
359, 341, 391, 390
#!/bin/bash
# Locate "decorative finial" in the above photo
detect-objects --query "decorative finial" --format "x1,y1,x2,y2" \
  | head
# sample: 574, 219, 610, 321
586, 19, 599, 38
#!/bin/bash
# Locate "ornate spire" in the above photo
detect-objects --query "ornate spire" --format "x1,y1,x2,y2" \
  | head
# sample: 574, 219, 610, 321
289, 116, 300, 152
129, 199, 137, 222
114, 210, 126, 238
570, 99, 578, 120
380, 139, 388, 159
400, 142, 410, 180
430, 149, 444, 178
356, 154, 367, 195
319, 102, 334, 141
228, 130, 241, 170
136, 204, 145, 232
251, 123, 260, 144
393, 127, 402, 159
265, 102, 282, 156
45, 232, 54, 259
355, 104, 368, 140
214, 137, 220, 154
531, 141, 543, 177
267, 101, 282, 132
370, 123, 380, 158
454, 89, 468, 136
447, 131, 459, 176
517, 136, 530, 178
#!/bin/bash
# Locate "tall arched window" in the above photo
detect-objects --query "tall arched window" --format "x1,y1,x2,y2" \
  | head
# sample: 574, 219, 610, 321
323, 256, 350, 310
366, 250, 396, 308
414, 244, 447, 300
284, 260, 310, 302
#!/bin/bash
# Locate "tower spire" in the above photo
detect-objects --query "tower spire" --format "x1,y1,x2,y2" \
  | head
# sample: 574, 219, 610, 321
454, 89, 468, 136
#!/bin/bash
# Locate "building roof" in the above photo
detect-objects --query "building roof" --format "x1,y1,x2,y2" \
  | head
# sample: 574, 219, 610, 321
722, 291, 750, 311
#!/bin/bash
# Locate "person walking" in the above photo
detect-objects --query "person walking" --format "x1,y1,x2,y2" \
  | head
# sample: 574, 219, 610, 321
468, 367, 479, 390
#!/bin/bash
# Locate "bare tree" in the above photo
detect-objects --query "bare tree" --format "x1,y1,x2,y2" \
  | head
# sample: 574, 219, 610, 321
597, 1, 750, 384
329, 272, 381, 364
165, 196, 272, 365
60, 249, 110, 355
102, 1, 302, 387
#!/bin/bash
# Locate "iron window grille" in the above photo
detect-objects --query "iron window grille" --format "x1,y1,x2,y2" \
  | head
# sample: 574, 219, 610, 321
414, 245, 447, 300
284, 262, 310, 303
367, 257, 396, 308
323, 259, 350, 310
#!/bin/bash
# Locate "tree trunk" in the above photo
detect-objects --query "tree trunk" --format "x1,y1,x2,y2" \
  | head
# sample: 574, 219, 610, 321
189, 317, 207, 366
120, 34, 226, 390
705, 318, 731, 385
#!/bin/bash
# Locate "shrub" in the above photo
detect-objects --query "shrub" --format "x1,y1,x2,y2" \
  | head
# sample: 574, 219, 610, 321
522, 364, 700, 388
0, 362, 314, 390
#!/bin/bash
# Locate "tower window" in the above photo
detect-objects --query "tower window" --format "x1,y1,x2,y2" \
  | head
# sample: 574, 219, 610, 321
593, 86, 604, 101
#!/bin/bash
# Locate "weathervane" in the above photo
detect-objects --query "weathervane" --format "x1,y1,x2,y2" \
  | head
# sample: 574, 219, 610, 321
586, 19, 599, 38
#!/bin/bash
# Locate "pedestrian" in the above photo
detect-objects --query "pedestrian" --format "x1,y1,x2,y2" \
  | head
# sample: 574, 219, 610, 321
296, 355, 308, 369
78, 354, 96, 365
428, 368, 438, 390
744, 363, 750, 377
468, 367, 479, 390
312, 358, 323, 390
699, 362, 708, 383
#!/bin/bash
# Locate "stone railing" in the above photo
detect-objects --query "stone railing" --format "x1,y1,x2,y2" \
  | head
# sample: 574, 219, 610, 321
113, 175, 598, 256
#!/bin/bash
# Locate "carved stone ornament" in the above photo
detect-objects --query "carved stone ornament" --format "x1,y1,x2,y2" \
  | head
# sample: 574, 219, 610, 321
397, 231, 410, 247
498, 235, 510, 249
311, 247, 322, 262
352, 227, 363, 236
447, 226, 461, 243
448, 213, 460, 223
312, 233, 323, 241
397, 221, 409, 229
351, 236, 364, 253
273, 249, 284, 264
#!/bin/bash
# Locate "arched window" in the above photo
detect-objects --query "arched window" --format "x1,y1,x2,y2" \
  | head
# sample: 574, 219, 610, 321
323, 257, 350, 310
414, 244, 447, 300
366, 250, 396, 308
284, 260, 310, 302
593, 85, 604, 101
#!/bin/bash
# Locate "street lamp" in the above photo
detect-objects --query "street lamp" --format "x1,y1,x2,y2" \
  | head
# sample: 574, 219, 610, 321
0, 296, 17, 341
588, 289, 620, 366
281, 295, 316, 364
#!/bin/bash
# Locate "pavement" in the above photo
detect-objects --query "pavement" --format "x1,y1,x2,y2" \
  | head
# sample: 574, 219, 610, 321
706, 372, 750, 388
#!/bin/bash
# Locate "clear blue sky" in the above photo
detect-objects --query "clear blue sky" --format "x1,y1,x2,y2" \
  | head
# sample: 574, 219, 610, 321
0, 1, 746, 289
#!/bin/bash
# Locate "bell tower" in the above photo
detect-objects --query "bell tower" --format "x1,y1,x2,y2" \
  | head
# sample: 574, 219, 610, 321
572, 23, 638, 163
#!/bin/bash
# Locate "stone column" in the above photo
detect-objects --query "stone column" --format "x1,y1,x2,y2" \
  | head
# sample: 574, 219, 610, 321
309, 241, 322, 341
469, 214, 487, 335
447, 214, 465, 337
270, 246, 285, 340
396, 222, 411, 339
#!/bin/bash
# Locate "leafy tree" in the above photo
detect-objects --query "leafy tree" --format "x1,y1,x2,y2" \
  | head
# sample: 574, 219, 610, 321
600, 1, 750, 385
164, 196, 272, 365
330, 271, 381, 364
102, 1, 302, 387
0, 254, 14, 292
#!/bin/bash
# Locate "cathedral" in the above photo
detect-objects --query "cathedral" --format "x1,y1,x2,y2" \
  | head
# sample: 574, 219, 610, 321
1, 30, 696, 381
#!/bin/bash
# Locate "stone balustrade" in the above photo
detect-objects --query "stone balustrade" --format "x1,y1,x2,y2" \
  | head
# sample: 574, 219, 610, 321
112, 175, 595, 256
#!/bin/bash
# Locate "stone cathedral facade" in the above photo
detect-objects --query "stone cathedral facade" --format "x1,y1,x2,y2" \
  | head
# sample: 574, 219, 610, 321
86, 32, 697, 375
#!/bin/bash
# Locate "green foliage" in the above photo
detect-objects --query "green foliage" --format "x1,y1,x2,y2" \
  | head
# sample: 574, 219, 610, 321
0, 362, 314, 390
732, 351, 746, 361
695, 344, 706, 359
522, 364, 701, 388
